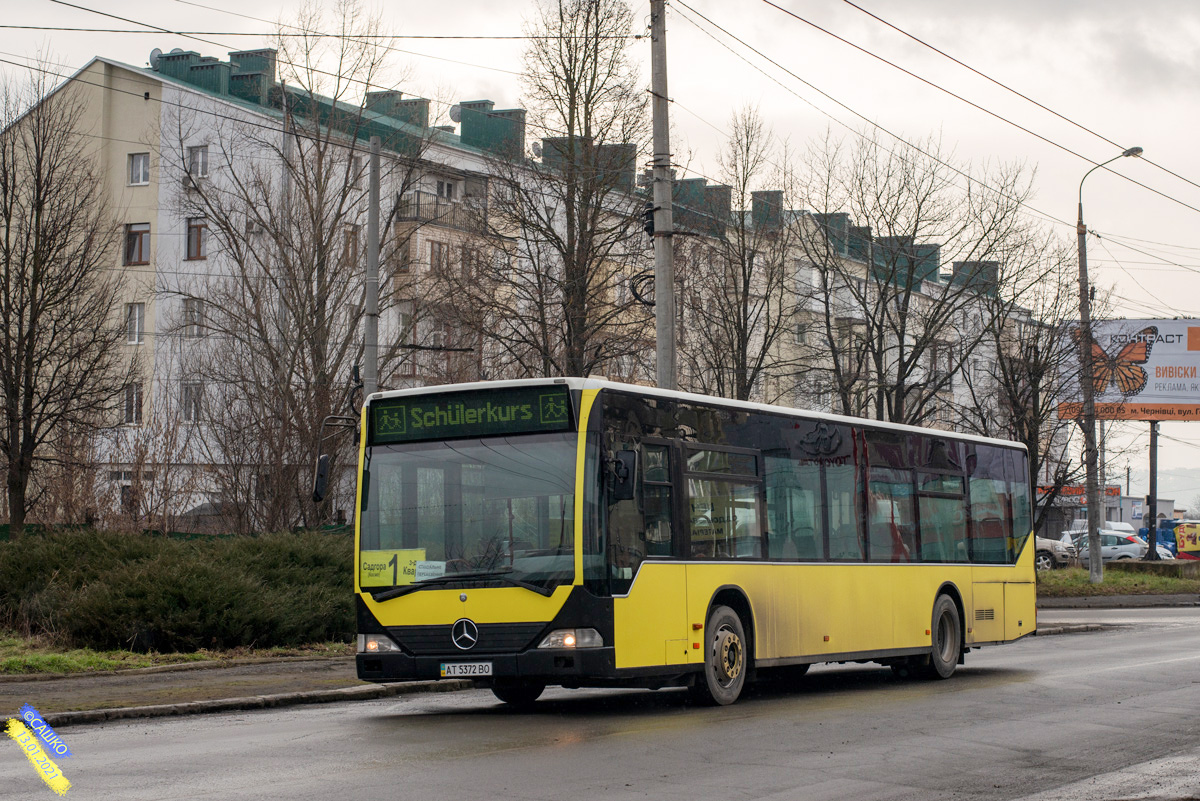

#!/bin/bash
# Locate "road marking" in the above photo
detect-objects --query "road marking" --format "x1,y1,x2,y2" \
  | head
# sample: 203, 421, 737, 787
1048, 651, 1200, 679
1018, 747, 1200, 799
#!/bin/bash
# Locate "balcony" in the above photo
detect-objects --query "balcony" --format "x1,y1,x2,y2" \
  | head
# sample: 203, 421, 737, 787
395, 191, 485, 234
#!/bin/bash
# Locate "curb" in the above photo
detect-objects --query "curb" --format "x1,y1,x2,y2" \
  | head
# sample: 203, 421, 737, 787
44, 678, 473, 728
1035, 623, 1108, 636
0, 655, 353, 683
1037, 594, 1200, 609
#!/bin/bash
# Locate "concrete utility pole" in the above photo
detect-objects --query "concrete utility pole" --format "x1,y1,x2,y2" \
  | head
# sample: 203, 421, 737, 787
1099, 420, 1107, 524
1148, 420, 1160, 559
1076, 185, 1104, 583
650, 0, 676, 391
1076, 145, 1143, 583
363, 135, 380, 399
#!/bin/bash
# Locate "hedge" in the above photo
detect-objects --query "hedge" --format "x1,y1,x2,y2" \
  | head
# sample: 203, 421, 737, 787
0, 529, 354, 652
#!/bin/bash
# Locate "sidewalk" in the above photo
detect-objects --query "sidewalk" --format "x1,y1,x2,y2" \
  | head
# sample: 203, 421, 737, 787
0, 656, 469, 728
1037, 593, 1200, 608
5, 594, 1196, 728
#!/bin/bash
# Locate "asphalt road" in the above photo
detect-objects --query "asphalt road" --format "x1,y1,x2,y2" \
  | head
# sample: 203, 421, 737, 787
16, 608, 1200, 801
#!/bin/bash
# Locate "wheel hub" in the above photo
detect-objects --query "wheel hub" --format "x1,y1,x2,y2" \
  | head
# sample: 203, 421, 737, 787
716, 630, 743, 683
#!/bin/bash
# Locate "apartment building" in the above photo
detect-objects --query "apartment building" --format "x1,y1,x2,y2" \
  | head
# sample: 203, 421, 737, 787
45, 48, 526, 527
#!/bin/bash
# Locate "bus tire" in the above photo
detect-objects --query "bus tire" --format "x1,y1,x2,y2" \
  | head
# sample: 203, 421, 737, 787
492, 680, 545, 708
690, 605, 747, 706
922, 594, 961, 680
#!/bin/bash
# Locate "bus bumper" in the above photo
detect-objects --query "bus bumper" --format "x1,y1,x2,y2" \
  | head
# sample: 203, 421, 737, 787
357, 647, 617, 683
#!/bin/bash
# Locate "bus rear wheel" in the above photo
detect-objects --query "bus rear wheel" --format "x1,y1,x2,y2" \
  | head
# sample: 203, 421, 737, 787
922, 594, 961, 679
690, 605, 747, 706
492, 680, 545, 708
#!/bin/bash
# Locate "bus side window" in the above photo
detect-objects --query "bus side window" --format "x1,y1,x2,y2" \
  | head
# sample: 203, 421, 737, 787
968, 445, 1013, 563
968, 478, 1011, 563
606, 441, 676, 593
642, 444, 674, 557
765, 456, 823, 561
868, 468, 915, 563
917, 473, 967, 563
827, 464, 863, 560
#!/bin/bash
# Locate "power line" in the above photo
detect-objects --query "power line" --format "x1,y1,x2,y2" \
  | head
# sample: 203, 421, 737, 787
670, 0, 1074, 234
45, 0, 524, 76
759, 0, 1200, 219
835, 0, 1200, 199
0, 24, 632, 40
15, 2, 649, 168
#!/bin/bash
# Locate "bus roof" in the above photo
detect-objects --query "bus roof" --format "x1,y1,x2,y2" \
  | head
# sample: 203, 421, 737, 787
367, 377, 1027, 452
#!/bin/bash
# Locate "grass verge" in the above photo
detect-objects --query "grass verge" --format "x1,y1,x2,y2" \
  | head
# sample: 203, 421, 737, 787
0, 630, 353, 675
1038, 566, 1200, 597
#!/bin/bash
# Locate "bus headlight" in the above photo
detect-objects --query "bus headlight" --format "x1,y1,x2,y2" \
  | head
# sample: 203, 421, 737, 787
358, 634, 402, 653
537, 628, 603, 649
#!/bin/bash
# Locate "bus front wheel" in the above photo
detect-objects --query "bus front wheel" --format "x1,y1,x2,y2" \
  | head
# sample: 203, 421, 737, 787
690, 605, 747, 706
492, 680, 545, 708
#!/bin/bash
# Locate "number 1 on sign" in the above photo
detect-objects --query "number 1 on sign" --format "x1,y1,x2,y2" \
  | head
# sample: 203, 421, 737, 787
388, 553, 398, 585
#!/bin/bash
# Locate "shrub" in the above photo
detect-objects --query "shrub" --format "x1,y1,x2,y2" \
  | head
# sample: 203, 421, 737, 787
0, 529, 354, 652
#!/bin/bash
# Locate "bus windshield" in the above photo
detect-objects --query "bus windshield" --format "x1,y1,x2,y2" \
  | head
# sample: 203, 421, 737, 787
360, 432, 579, 591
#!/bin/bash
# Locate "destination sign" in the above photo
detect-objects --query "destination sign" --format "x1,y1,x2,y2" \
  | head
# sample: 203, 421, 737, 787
369, 386, 573, 444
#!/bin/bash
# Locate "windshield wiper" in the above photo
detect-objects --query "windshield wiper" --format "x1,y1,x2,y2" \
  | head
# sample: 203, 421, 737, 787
370, 569, 556, 601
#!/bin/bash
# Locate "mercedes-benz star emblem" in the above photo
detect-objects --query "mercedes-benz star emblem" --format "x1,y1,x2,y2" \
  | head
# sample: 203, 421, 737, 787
451, 618, 479, 650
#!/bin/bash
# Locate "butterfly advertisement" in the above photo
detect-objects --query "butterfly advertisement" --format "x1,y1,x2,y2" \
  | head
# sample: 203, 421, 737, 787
1057, 319, 1200, 421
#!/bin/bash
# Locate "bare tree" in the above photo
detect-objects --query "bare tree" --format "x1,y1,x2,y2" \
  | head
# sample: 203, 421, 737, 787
436, 0, 650, 379
159, 1, 426, 532
794, 129, 1040, 426
676, 107, 799, 402
953, 238, 1084, 531
0, 65, 133, 537
102, 374, 204, 535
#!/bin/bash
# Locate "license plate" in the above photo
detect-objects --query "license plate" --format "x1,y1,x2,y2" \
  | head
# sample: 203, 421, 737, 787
440, 662, 492, 677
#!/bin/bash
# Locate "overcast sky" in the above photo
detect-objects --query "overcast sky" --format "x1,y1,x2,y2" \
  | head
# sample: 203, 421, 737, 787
5, 0, 1200, 503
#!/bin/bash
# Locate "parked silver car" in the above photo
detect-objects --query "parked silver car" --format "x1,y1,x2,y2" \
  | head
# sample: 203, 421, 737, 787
1075, 532, 1146, 563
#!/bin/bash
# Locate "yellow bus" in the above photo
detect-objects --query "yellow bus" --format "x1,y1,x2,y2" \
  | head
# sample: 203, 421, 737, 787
348, 378, 1036, 706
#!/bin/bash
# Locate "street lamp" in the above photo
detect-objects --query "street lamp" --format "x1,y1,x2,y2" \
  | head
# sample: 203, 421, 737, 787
1077, 146, 1142, 584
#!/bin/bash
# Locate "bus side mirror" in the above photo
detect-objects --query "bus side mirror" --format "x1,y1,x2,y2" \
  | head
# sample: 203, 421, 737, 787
609, 450, 637, 502
312, 453, 331, 503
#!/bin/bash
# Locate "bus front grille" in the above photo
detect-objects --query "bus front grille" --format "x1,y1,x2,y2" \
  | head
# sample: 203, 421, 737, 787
387, 623, 546, 655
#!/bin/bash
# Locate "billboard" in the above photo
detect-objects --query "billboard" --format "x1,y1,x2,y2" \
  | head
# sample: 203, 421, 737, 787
1057, 319, 1200, 421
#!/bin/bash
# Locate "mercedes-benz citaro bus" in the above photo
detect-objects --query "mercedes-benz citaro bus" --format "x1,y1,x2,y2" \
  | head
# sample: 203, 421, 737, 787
351, 377, 1036, 706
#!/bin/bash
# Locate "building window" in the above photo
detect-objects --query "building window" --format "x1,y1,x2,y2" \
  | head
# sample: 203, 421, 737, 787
350, 155, 363, 188
128, 153, 150, 185
124, 223, 150, 265
436, 180, 455, 200
929, 342, 953, 386
124, 382, 143, 425
126, 302, 145, 344
186, 217, 207, 260
392, 236, 411, 273
182, 381, 203, 423
120, 484, 139, 516
795, 322, 808, 345
429, 241, 448, 272
184, 298, 205, 338
342, 224, 360, 268
397, 301, 415, 376
187, 145, 209, 178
